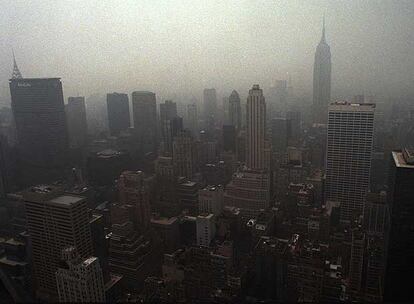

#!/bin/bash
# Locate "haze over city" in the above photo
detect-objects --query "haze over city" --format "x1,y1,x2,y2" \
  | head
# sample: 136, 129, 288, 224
0, 1, 414, 303
1, 0, 414, 104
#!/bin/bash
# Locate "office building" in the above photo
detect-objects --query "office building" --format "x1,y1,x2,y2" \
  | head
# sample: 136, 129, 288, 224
160, 100, 181, 155
246, 85, 266, 170
132, 91, 157, 153
9, 78, 69, 184
271, 117, 291, 152
56, 247, 106, 303
108, 221, 152, 289
312, 17, 331, 123
203, 88, 217, 131
186, 102, 199, 139
106, 93, 130, 136
118, 170, 151, 232
66, 96, 88, 148
222, 125, 236, 152
286, 111, 301, 141
325, 101, 375, 222
23, 185, 92, 300
173, 130, 195, 178
196, 213, 216, 247
363, 192, 389, 302
228, 90, 241, 130
384, 148, 414, 301
224, 169, 270, 218
199, 185, 224, 216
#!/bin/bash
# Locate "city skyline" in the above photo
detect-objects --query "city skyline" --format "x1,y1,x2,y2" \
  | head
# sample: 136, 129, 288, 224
0, 2, 413, 302
1, 1, 414, 104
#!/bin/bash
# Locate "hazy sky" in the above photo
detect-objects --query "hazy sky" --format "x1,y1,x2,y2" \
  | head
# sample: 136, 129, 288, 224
1, 0, 414, 105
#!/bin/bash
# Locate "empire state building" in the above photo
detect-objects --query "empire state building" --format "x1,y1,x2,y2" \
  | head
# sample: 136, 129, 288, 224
312, 18, 331, 124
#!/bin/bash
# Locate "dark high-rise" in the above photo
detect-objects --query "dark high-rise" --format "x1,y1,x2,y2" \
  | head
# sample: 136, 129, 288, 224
222, 125, 236, 153
228, 90, 241, 131
160, 100, 182, 155
107, 93, 130, 136
312, 17, 331, 124
203, 88, 217, 131
132, 91, 157, 153
10, 78, 69, 185
271, 117, 291, 152
384, 148, 414, 302
325, 102, 375, 223
66, 96, 88, 148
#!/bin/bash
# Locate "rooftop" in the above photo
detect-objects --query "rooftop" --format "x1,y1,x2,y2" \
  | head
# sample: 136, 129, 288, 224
151, 217, 178, 225
48, 195, 85, 207
96, 148, 123, 158
329, 100, 376, 111
10, 77, 60, 81
393, 149, 414, 168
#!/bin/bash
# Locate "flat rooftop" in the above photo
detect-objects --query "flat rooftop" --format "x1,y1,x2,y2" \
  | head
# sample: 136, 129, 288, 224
393, 149, 414, 168
151, 217, 178, 225
329, 101, 376, 111
48, 195, 85, 207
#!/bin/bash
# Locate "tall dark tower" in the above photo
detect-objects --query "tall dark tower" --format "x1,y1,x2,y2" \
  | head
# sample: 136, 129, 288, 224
10, 77, 69, 185
312, 17, 331, 124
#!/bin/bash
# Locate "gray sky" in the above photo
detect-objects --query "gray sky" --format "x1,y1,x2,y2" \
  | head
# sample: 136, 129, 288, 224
1, 0, 414, 105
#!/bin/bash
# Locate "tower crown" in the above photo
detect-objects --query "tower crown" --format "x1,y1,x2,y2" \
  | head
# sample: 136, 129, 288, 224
11, 50, 23, 79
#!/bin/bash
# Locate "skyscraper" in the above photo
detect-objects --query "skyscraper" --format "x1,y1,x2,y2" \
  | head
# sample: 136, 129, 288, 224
132, 91, 157, 153
203, 88, 217, 131
186, 102, 199, 139
66, 96, 88, 148
106, 92, 130, 136
222, 125, 236, 153
160, 100, 182, 155
56, 247, 106, 303
271, 117, 291, 152
325, 101, 375, 223
228, 90, 241, 131
118, 170, 152, 233
246, 85, 266, 170
384, 148, 414, 302
312, 17, 331, 124
23, 185, 93, 300
9, 78, 69, 185
173, 130, 195, 178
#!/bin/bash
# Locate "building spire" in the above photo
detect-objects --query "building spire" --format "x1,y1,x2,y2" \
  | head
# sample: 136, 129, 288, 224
11, 49, 23, 79
321, 14, 326, 44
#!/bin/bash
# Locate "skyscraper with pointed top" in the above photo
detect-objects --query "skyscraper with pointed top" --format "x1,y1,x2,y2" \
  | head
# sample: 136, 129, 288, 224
11, 51, 23, 79
312, 16, 331, 124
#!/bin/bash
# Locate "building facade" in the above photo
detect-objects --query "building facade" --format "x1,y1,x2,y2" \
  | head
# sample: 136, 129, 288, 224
325, 101, 375, 222
246, 85, 266, 170
23, 186, 93, 300
106, 93, 130, 136
56, 247, 105, 303
312, 18, 331, 124
132, 91, 157, 153
9, 78, 69, 184
66, 96, 88, 148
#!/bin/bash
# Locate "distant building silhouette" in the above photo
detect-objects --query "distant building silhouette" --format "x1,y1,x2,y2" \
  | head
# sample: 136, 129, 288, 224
203, 88, 217, 131
228, 90, 241, 131
9, 78, 69, 185
186, 102, 199, 139
246, 85, 266, 170
312, 17, 331, 123
132, 91, 157, 153
66, 96, 88, 148
106, 92, 130, 136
